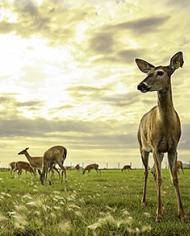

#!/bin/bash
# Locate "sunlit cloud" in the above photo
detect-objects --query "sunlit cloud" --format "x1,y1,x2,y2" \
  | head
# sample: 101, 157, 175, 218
0, 0, 189, 167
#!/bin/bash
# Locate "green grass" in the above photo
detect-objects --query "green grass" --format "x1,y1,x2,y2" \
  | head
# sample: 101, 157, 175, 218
0, 169, 190, 235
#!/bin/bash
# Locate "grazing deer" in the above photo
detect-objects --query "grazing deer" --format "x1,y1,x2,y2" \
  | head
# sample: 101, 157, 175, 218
9, 162, 17, 175
66, 166, 73, 170
176, 160, 184, 174
38, 145, 67, 185
13, 161, 35, 175
18, 147, 60, 177
151, 159, 184, 181
75, 164, 81, 171
136, 52, 186, 221
83, 164, 100, 175
121, 164, 132, 171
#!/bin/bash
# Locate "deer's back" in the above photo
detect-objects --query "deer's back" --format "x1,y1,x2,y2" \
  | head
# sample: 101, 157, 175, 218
29, 156, 42, 168
16, 161, 31, 169
86, 164, 98, 169
44, 146, 67, 162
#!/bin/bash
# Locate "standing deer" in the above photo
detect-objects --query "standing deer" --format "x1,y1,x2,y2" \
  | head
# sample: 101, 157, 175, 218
75, 164, 81, 171
176, 160, 184, 174
38, 145, 67, 185
18, 147, 60, 177
13, 161, 35, 175
83, 164, 100, 175
121, 164, 132, 171
9, 162, 16, 175
136, 52, 186, 221
151, 159, 184, 180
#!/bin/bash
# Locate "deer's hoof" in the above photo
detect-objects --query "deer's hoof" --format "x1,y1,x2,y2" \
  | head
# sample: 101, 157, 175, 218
178, 213, 188, 223
49, 180, 52, 185
141, 201, 147, 208
156, 215, 162, 222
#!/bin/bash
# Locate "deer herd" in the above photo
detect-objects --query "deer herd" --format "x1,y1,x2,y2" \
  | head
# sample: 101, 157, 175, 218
7, 52, 188, 222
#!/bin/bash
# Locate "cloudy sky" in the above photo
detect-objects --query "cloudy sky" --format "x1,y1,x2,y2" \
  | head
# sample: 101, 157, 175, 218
0, 0, 190, 168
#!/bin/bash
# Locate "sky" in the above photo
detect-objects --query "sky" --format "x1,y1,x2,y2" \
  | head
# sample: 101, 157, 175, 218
0, 0, 190, 168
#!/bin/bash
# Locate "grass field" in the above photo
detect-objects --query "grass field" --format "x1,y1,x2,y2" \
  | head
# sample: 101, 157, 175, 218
0, 169, 190, 235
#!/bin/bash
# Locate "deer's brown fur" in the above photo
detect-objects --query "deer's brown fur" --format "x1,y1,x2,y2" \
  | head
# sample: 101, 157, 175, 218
83, 164, 99, 175
39, 145, 67, 185
121, 164, 132, 171
14, 161, 35, 175
18, 147, 60, 177
136, 52, 186, 221
9, 161, 17, 175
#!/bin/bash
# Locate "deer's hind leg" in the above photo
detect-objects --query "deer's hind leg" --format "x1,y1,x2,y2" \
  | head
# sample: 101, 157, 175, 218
55, 159, 66, 183
141, 149, 150, 207
168, 150, 187, 222
60, 166, 66, 183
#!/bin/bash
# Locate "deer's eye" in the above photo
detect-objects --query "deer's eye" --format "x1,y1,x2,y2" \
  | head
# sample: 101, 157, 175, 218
157, 71, 164, 76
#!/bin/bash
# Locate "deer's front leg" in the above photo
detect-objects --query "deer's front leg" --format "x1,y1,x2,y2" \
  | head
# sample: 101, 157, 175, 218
141, 150, 149, 207
153, 151, 163, 221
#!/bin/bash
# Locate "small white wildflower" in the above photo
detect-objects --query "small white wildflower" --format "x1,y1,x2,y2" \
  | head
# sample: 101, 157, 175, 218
105, 206, 116, 212
143, 212, 151, 218
42, 205, 48, 212
88, 222, 101, 230
53, 191, 60, 195
122, 209, 130, 216
1, 192, 11, 198
34, 210, 41, 216
67, 194, 76, 201
34, 199, 44, 207
142, 225, 152, 232
135, 227, 140, 233
79, 198, 85, 204
8, 211, 16, 216
26, 201, 37, 207
22, 194, 33, 201
127, 228, 136, 234
15, 204, 28, 213
54, 195, 65, 201
75, 211, 82, 217
13, 213, 27, 229
50, 212, 56, 219
58, 221, 72, 235
53, 206, 61, 211
0, 214, 8, 223
98, 213, 116, 226
59, 201, 66, 206
124, 216, 133, 225
99, 212, 106, 217
68, 204, 80, 210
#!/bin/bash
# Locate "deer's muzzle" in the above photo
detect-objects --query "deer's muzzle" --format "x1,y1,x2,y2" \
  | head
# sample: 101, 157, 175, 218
137, 82, 150, 93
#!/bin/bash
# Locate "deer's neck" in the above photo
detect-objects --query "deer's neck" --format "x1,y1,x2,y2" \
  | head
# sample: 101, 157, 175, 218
24, 152, 32, 161
157, 85, 174, 122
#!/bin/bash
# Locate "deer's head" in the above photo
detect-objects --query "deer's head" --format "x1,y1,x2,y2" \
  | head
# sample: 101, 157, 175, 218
136, 52, 184, 93
18, 147, 29, 155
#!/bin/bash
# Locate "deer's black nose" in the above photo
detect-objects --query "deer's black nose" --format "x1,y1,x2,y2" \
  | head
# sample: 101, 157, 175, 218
137, 82, 149, 92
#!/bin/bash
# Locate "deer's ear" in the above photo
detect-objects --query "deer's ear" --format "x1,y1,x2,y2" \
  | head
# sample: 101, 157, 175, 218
135, 58, 155, 73
169, 52, 184, 73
